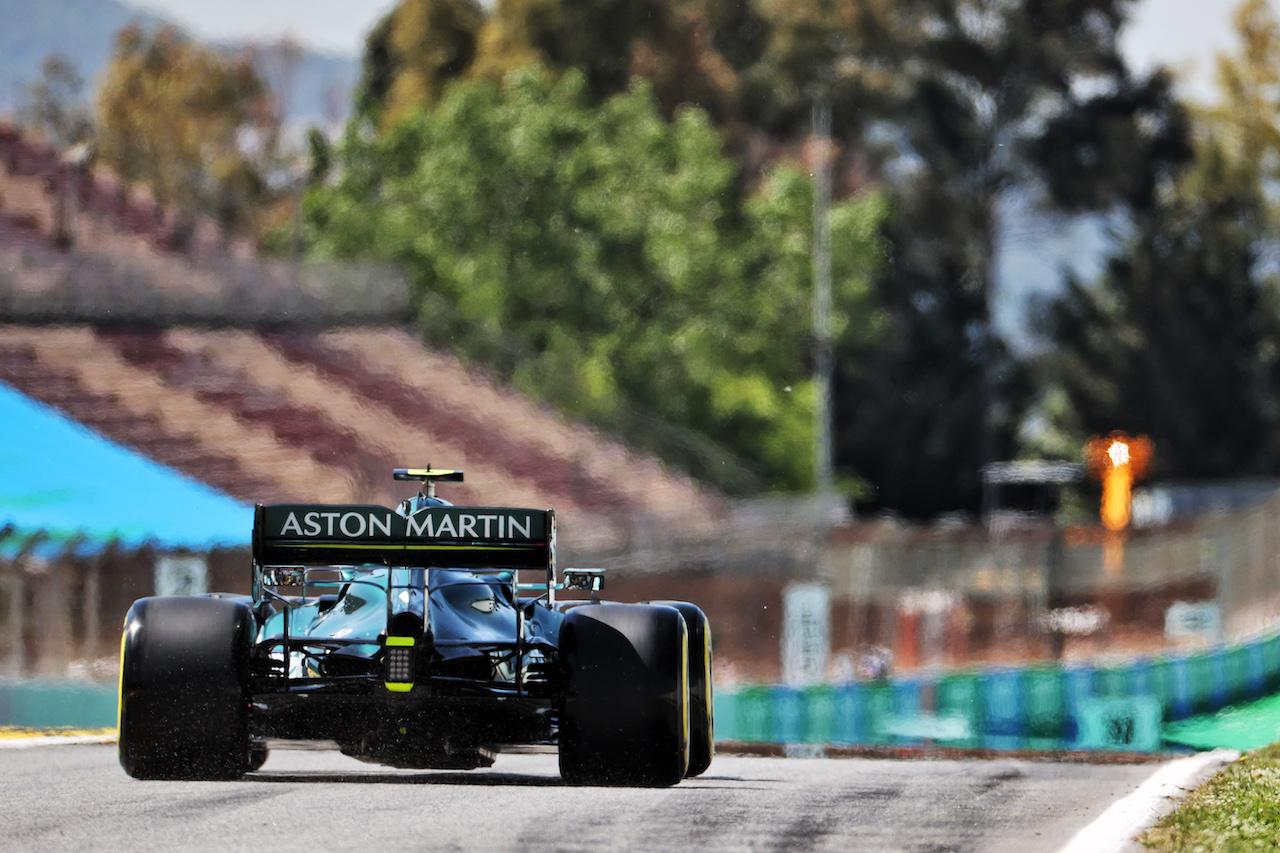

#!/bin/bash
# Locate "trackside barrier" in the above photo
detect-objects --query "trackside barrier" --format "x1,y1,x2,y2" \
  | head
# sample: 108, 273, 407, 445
980, 669, 1023, 750
8, 634, 1280, 748
935, 673, 981, 749
833, 684, 867, 743
1023, 666, 1063, 750
0, 680, 117, 729
715, 629, 1280, 753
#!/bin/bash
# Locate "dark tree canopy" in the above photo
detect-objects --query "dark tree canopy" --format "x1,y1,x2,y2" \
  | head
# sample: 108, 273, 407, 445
355, 0, 486, 128
821, 0, 1191, 516
1036, 186, 1280, 481
1034, 0, 1280, 485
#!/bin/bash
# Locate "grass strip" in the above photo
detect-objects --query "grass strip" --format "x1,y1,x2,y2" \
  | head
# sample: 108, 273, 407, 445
1138, 742, 1280, 850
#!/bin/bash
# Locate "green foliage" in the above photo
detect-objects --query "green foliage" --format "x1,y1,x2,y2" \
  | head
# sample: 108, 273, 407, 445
19, 55, 93, 149
1188, 0, 1280, 228
364, 0, 752, 129
95, 23, 272, 229
306, 69, 884, 491
727, 0, 902, 136
476, 0, 664, 100
355, 0, 485, 129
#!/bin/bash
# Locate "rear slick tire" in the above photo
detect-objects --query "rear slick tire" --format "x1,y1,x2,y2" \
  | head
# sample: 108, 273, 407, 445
559, 603, 689, 787
118, 596, 255, 780
651, 601, 713, 777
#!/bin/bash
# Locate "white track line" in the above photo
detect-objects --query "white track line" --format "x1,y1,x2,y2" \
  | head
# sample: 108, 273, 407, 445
1059, 748, 1241, 853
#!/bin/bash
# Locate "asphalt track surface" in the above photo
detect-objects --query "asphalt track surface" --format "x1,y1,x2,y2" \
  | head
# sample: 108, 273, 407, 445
0, 741, 1197, 852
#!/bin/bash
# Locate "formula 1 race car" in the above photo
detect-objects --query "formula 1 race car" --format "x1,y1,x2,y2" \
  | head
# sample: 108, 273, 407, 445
118, 468, 713, 787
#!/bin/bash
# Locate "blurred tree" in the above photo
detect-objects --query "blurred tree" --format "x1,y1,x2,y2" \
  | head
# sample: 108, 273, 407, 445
1035, 180, 1280, 481
468, 0, 743, 122
724, 0, 902, 138
1033, 0, 1280, 482
306, 69, 885, 491
21, 53, 96, 249
241, 36, 369, 257
823, 0, 1191, 517
1188, 0, 1280, 224
338, 0, 1193, 512
241, 37, 303, 171
354, 0, 485, 129
20, 54, 94, 149
95, 23, 272, 235
475, 0, 893, 136
474, 0, 662, 100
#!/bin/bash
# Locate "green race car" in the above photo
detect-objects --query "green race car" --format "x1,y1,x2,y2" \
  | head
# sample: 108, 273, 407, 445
118, 468, 713, 786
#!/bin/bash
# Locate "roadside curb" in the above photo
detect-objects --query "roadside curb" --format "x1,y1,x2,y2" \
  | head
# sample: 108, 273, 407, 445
0, 731, 117, 749
1058, 747, 1241, 853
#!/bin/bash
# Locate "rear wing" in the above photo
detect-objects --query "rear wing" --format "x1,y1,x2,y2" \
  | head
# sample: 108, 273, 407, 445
253, 504, 555, 572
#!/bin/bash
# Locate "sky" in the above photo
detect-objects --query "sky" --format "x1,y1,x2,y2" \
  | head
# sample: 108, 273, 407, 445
122, 0, 400, 57
120, 0, 1265, 92
1122, 0, 1262, 100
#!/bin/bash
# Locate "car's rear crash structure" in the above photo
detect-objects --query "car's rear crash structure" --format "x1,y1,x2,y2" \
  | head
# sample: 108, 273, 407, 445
118, 468, 713, 786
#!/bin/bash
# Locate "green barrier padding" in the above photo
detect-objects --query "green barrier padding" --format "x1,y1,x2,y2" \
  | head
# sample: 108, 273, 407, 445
1023, 666, 1065, 748
1076, 695, 1162, 752
1062, 665, 1094, 746
888, 679, 926, 746
713, 689, 738, 741
1145, 658, 1175, 719
803, 684, 837, 745
1094, 665, 1128, 699
981, 668, 1024, 738
715, 627, 1280, 753
879, 678, 971, 746
1212, 648, 1230, 708
0, 681, 118, 729
865, 682, 895, 745
771, 687, 804, 743
1264, 635, 1280, 692
1127, 660, 1151, 696
832, 684, 868, 745
1168, 657, 1193, 719
728, 685, 772, 743
980, 668, 1025, 750
935, 672, 982, 749
1225, 645, 1253, 705
1247, 642, 1267, 696
1188, 652, 1217, 714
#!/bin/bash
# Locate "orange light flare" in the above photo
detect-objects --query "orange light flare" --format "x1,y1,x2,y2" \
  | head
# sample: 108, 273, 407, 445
1084, 432, 1153, 575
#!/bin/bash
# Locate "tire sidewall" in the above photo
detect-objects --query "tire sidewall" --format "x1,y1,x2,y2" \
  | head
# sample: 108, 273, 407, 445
118, 596, 254, 779
650, 601, 713, 777
559, 603, 689, 786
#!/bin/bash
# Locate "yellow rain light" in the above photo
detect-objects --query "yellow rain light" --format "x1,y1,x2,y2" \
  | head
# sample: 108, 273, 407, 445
1085, 432, 1153, 531
1085, 432, 1153, 576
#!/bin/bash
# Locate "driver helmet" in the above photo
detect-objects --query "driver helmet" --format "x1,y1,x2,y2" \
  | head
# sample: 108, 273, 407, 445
396, 493, 453, 517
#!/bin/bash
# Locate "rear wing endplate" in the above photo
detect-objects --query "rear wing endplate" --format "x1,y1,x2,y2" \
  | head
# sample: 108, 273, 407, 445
253, 504, 555, 572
